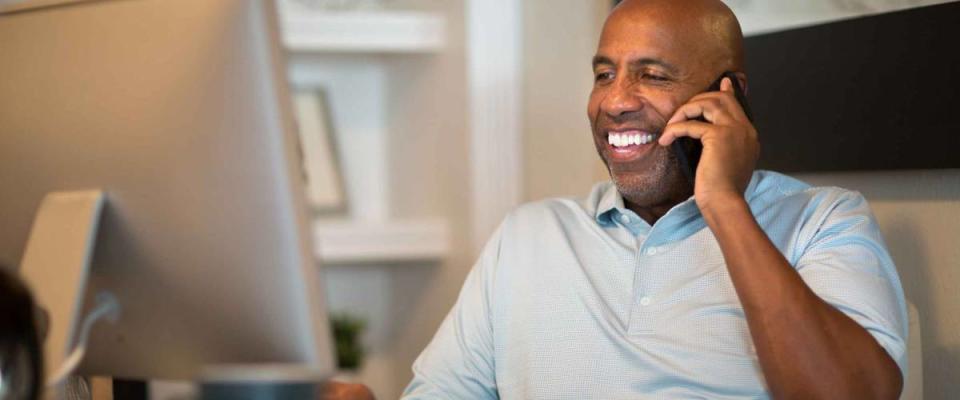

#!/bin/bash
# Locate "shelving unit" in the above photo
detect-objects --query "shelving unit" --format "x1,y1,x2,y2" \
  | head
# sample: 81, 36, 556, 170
279, 5, 450, 266
282, 10, 446, 53
313, 219, 450, 264
277, 4, 456, 397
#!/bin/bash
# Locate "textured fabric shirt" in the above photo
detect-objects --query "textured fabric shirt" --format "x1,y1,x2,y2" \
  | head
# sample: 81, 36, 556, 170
402, 170, 908, 399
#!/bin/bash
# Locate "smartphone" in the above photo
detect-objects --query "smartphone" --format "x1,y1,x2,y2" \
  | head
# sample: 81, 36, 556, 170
672, 71, 753, 188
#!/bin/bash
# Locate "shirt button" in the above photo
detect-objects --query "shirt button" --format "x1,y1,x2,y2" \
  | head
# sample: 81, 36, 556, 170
619, 214, 630, 224
645, 247, 657, 256
639, 296, 652, 306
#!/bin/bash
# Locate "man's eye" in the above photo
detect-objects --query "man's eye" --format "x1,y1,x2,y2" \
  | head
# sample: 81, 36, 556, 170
642, 73, 669, 81
595, 71, 614, 82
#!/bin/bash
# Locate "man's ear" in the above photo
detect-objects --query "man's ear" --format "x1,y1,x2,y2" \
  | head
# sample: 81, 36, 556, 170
733, 72, 749, 95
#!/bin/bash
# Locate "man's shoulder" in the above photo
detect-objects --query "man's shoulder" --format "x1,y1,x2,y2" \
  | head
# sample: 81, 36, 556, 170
748, 171, 881, 263
501, 182, 610, 229
506, 196, 586, 224
750, 170, 874, 238
750, 170, 866, 209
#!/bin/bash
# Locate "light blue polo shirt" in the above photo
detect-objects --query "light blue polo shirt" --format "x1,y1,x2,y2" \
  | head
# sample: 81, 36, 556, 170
403, 170, 907, 399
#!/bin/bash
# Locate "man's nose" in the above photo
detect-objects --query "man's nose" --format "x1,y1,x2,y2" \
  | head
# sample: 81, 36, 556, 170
602, 80, 644, 117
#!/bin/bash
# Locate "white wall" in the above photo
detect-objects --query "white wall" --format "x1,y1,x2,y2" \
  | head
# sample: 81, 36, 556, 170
521, 0, 610, 202
361, 0, 473, 398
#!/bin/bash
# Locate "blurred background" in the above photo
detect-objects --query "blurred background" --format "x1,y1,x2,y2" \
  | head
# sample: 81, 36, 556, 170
276, 0, 957, 398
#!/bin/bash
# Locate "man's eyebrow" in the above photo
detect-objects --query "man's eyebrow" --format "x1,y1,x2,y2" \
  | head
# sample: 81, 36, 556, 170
632, 58, 680, 74
591, 55, 680, 74
592, 55, 614, 68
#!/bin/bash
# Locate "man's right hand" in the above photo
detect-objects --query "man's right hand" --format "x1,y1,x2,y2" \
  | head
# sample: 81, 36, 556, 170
318, 381, 376, 400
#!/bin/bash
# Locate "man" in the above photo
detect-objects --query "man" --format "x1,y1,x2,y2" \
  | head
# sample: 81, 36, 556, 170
399, 0, 907, 398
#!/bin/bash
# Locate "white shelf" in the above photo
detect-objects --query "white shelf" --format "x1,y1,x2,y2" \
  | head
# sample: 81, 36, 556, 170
280, 10, 446, 53
313, 218, 450, 264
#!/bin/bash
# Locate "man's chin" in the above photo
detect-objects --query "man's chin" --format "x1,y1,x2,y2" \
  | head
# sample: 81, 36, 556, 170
608, 162, 666, 188
608, 163, 686, 207
611, 173, 652, 194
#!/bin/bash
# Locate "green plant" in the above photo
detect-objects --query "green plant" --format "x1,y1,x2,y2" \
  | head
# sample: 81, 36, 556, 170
331, 312, 367, 371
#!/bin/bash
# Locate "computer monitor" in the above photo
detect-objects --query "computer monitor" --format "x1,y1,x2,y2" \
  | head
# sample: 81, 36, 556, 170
0, 0, 335, 381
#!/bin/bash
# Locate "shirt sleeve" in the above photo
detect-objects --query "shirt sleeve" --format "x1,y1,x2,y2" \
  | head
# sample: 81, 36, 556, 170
794, 190, 909, 378
401, 223, 503, 400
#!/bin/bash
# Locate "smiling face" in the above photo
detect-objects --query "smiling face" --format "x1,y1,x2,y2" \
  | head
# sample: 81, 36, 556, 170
588, 0, 743, 211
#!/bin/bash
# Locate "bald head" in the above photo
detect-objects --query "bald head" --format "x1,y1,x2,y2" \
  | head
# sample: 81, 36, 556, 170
608, 0, 744, 73
587, 0, 747, 216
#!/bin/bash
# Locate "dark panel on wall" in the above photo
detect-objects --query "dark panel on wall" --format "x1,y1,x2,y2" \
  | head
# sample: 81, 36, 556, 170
745, 1, 960, 172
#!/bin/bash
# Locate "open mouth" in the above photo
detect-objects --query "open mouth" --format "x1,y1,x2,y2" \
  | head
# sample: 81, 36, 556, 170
605, 130, 658, 162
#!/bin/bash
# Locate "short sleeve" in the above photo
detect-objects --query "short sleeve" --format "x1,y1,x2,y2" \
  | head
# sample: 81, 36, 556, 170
794, 190, 909, 378
401, 223, 503, 400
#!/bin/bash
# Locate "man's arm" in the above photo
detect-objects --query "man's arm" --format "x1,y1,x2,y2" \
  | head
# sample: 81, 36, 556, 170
700, 192, 903, 399
400, 222, 504, 400
661, 77, 904, 399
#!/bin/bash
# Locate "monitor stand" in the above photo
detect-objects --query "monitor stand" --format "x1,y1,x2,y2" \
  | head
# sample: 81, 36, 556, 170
18, 190, 105, 399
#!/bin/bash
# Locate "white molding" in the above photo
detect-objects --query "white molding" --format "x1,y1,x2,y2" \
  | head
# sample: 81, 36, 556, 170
313, 219, 450, 263
466, 0, 523, 252
280, 10, 446, 53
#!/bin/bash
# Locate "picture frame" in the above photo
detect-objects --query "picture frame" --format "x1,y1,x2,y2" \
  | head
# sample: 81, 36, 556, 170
292, 89, 348, 214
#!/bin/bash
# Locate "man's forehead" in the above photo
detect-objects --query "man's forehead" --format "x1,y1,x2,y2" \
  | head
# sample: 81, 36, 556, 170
595, 13, 689, 65
596, 0, 743, 71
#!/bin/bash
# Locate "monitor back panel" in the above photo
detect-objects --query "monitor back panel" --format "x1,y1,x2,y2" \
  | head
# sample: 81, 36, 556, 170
0, 0, 334, 379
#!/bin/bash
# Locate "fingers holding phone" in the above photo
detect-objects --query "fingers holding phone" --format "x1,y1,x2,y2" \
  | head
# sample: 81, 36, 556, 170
659, 76, 759, 212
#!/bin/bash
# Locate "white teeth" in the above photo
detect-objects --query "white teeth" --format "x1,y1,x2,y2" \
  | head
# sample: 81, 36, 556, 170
608, 132, 656, 148
612, 134, 623, 147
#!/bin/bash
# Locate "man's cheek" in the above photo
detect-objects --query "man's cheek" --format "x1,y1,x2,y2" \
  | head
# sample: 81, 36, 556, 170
651, 103, 678, 125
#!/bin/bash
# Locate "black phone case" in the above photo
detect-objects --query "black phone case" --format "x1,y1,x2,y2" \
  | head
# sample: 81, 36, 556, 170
672, 71, 752, 188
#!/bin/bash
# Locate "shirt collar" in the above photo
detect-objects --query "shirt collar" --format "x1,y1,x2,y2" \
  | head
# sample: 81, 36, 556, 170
595, 182, 626, 227
591, 172, 762, 241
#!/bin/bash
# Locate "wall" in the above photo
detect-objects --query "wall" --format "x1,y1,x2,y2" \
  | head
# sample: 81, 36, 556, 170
522, 0, 610, 202
796, 170, 960, 399
384, 0, 472, 398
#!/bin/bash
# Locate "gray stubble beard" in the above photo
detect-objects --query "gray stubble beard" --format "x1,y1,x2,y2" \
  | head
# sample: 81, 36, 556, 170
605, 146, 690, 210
